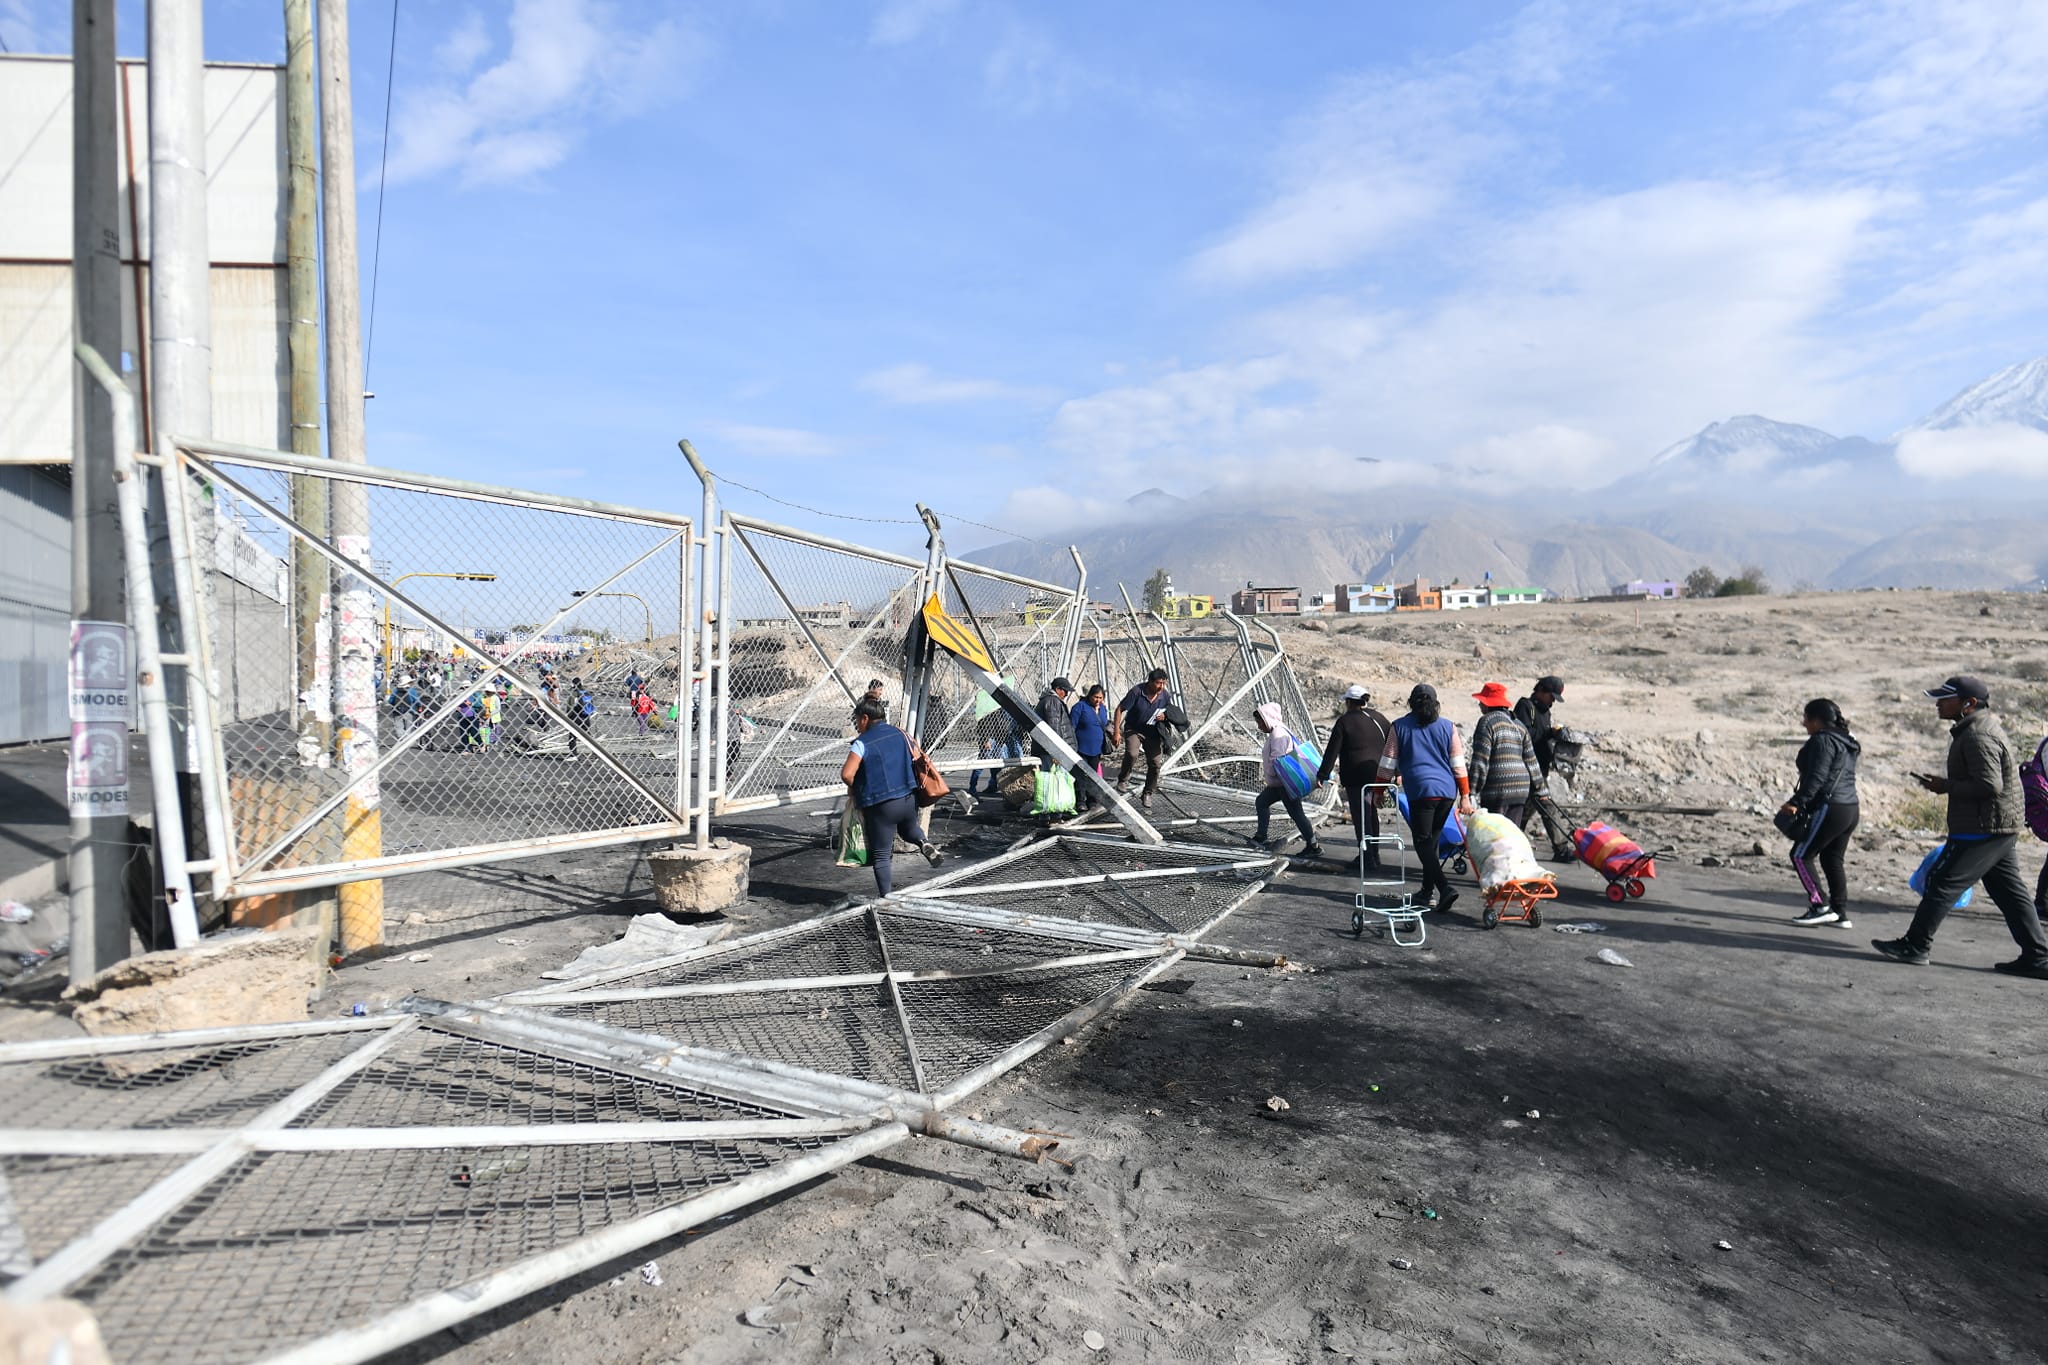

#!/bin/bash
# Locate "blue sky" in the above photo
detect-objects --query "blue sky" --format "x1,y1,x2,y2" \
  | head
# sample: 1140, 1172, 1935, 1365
6, 0, 2047, 552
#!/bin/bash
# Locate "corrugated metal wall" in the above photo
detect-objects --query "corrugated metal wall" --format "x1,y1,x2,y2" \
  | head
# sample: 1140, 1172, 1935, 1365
0, 467, 72, 744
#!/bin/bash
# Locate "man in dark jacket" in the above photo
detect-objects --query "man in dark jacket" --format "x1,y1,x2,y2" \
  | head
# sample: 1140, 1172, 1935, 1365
1114, 668, 1176, 809
1873, 676, 2048, 976
1513, 675, 1573, 859
1032, 677, 1079, 770
1317, 685, 1391, 868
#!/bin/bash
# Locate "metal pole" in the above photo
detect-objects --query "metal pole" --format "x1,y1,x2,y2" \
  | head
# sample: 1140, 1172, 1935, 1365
76, 345, 201, 947
679, 439, 715, 849
283, 0, 336, 956
715, 525, 732, 810
317, 0, 382, 950
146, 0, 213, 925
69, 0, 132, 981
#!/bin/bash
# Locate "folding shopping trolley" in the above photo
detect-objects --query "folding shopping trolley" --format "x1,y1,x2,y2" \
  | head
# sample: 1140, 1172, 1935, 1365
1352, 783, 1431, 946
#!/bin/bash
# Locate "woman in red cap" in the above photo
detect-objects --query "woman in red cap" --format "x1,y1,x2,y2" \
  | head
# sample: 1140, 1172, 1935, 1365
1468, 681, 1540, 830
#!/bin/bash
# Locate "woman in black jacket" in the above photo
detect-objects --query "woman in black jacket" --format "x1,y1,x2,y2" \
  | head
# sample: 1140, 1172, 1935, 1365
1781, 698, 1860, 927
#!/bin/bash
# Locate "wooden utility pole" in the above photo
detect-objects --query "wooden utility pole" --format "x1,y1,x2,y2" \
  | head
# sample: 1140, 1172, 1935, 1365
316, 0, 383, 950
283, 0, 338, 952
69, 0, 132, 981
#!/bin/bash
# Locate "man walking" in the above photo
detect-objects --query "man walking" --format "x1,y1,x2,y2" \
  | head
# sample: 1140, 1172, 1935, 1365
1032, 677, 1080, 771
1114, 668, 1175, 810
1513, 675, 1574, 859
1316, 685, 1391, 868
1872, 676, 2048, 976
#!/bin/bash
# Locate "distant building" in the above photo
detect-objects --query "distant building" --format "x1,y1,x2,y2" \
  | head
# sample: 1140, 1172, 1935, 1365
1440, 583, 1490, 611
1230, 583, 1301, 615
1161, 594, 1213, 620
1394, 577, 1441, 612
1615, 580, 1679, 599
1334, 582, 1397, 614
1490, 586, 1542, 606
1300, 592, 1334, 615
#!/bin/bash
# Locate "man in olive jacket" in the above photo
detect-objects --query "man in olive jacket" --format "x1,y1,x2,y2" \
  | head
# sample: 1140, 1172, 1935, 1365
1873, 675, 2048, 976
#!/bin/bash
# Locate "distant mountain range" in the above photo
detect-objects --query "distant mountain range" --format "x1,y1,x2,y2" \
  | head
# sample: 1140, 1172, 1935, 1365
965, 357, 2048, 597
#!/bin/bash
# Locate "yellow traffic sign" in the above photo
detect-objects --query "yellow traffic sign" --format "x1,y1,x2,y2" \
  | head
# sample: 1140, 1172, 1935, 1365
920, 594, 995, 673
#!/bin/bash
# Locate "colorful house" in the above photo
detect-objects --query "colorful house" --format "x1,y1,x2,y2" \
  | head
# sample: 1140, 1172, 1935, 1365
1334, 582, 1397, 614
1490, 586, 1542, 606
1615, 579, 1679, 599
1230, 583, 1302, 615
1394, 578, 1440, 612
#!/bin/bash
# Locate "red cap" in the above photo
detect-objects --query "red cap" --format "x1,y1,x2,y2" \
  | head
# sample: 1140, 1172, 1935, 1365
1471, 681, 1512, 708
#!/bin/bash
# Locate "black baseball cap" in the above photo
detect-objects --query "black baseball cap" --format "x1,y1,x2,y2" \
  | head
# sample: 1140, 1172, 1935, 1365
1536, 675, 1565, 696
1051, 676, 1073, 692
1925, 675, 1989, 703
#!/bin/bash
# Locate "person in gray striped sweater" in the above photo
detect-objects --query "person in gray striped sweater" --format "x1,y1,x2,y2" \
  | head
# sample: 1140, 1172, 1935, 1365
1468, 682, 1541, 829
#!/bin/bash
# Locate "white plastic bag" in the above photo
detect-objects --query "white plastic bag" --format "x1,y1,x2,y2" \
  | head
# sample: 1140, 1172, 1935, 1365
1468, 811, 1545, 890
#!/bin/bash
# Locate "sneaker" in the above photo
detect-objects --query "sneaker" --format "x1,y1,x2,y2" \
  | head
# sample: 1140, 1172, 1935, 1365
1832, 918, 1853, 929
1550, 847, 1575, 863
1871, 937, 1929, 965
1436, 888, 1460, 915
1139, 796, 1153, 812
918, 842, 944, 868
1792, 906, 1839, 927
1990, 957, 2048, 980
1302, 844, 1324, 860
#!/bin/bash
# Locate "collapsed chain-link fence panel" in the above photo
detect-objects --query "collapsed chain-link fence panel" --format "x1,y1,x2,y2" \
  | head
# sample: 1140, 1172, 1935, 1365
718, 516, 928, 812
917, 559, 1083, 770
169, 441, 692, 899
0, 1017, 905, 1365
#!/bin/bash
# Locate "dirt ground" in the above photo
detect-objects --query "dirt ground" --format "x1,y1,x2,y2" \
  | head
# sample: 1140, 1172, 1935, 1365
6, 591, 2046, 1363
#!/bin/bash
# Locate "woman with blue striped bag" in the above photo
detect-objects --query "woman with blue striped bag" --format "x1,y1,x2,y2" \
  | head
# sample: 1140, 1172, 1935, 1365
1251, 702, 1324, 859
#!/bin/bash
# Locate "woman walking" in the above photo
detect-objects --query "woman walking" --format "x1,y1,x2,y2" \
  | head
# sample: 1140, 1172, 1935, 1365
1377, 683, 1473, 914
841, 699, 943, 897
1251, 702, 1323, 858
1781, 698, 1860, 927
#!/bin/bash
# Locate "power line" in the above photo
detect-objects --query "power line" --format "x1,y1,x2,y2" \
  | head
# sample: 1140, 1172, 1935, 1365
363, 0, 399, 387
716, 476, 1066, 548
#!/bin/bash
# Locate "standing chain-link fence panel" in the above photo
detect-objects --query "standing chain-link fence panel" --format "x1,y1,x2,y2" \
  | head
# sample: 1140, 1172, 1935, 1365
167, 441, 694, 900
916, 560, 1082, 770
717, 517, 930, 812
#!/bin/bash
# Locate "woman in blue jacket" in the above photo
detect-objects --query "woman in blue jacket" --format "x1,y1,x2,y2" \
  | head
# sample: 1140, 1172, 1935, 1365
841, 700, 943, 896
1377, 684, 1473, 914
1070, 684, 1110, 809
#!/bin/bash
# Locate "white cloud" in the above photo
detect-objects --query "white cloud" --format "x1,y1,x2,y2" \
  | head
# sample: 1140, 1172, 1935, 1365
435, 11, 492, 74
709, 423, 841, 458
1053, 181, 1885, 499
859, 363, 1050, 405
1817, 0, 2048, 173
385, 0, 705, 187
984, 24, 1092, 114
1190, 2, 1622, 286
870, 0, 959, 47
1896, 423, 2048, 480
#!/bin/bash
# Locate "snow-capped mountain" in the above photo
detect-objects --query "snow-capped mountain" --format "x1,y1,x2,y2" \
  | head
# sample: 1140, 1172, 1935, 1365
1894, 356, 2048, 436
1628, 415, 1895, 497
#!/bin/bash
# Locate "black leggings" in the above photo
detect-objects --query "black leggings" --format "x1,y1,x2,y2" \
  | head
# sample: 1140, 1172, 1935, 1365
1790, 801, 1859, 912
1407, 796, 1455, 903
860, 793, 926, 898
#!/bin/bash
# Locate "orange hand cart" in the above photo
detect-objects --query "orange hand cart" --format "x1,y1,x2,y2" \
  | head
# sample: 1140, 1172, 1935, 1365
1481, 876, 1558, 929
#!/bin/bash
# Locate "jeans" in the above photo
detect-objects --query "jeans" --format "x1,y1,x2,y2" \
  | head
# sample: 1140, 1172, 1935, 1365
1253, 786, 1317, 848
1904, 834, 2048, 959
1790, 801, 1859, 911
860, 793, 927, 898
1407, 796, 1455, 904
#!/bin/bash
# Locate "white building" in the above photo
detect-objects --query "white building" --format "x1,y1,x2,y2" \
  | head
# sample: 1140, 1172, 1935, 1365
1440, 585, 1490, 611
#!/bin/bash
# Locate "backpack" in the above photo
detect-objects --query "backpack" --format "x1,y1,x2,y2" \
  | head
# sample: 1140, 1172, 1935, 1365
2022, 737, 2048, 842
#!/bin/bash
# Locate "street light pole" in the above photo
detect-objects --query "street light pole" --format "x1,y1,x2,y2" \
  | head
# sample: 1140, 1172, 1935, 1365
571, 590, 653, 644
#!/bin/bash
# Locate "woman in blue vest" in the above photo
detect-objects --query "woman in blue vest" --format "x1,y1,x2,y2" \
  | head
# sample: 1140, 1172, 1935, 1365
840, 699, 944, 896
1377, 683, 1474, 913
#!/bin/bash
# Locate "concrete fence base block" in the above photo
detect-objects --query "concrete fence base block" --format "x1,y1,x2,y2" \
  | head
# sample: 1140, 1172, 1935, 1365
0, 1297, 112, 1365
62, 925, 323, 1040
648, 840, 752, 915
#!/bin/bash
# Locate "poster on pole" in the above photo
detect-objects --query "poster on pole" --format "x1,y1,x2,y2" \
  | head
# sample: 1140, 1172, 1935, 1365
68, 621, 132, 818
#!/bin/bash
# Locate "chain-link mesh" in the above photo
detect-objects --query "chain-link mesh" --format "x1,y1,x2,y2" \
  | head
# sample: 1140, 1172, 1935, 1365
543, 985, 919, 1089
917, 562, 1079, 766
720, 520, 925, 810
567, 912, 887, 990
899, 959, 1148, 1092
1, 1020, 855, 1365
874, 912, 1117, 972
903, 836, 1270, 935
178, 449, 690, 893
0, 1029, 386, 1131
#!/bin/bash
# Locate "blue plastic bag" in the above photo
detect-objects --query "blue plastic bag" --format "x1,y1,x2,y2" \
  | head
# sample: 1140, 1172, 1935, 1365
1908, 845, 1975, 909
1395, 788, 1465, 856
